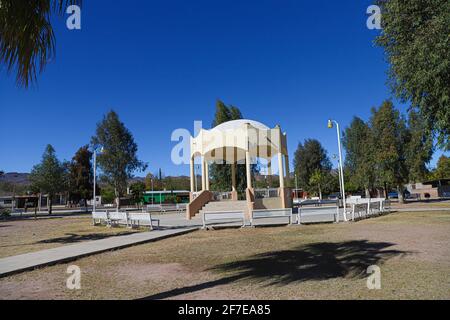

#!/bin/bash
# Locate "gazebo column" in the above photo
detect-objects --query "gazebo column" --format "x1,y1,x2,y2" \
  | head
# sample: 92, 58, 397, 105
246, 151, 252, 189
278, 152, 285, 188
190, 156, 195, 193
231, 163, 237, 191
205, 160, 210, 191
201, 156, 206, 191
284, 154, 290, 186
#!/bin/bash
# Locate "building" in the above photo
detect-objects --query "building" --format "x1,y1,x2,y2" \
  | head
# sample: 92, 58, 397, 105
406, 179, 450, 199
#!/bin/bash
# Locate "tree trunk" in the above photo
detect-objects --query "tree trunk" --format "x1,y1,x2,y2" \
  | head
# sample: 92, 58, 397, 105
365, 188, 371, 198
48, 195, 53, 215
383, 182, 388, 200
115, 188, 120, 210
397, 184, 405, 204
318, 185, 322, 200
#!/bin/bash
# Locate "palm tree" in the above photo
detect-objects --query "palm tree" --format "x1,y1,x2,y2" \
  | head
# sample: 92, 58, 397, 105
0, 0, 81, 87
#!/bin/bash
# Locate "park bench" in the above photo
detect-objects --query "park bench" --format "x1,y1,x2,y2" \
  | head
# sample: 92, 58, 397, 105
92, 211, 109, 226
146, 204, 163, 213
296, 205, 340, 224
108, 211, 129, 227
161, 204, 179, 212
128, 212, 160, 230
176, 203, 187, 213
251, 208, 293, 226
202, 211, 246, 229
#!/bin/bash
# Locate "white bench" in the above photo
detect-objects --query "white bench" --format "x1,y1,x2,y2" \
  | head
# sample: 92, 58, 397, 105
146, 205, 163, 213
92, 211, 109, 226
251, 208, 293, 226
128, 212, 160, 230
108, 211, 129, 227
161, 204, 179, 212
296, 205, 340, 224
176, 203, 187, 212
202, 211, 246, 229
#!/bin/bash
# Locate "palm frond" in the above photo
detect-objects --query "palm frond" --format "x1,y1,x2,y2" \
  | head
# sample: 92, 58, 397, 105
0, 0, 82, 87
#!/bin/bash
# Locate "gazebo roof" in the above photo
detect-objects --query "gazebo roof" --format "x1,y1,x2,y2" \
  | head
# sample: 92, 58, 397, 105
214, 119, 270, 132
190, 119, 288, 162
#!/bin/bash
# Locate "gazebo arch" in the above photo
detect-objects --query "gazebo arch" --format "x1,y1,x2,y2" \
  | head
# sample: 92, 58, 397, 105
187, 119, 291, 219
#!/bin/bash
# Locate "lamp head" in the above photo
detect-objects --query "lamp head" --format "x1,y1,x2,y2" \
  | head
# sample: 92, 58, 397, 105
327, 120, 333, 129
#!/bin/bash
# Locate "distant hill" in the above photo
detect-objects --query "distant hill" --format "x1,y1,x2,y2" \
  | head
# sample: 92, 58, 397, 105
0, 172, 30, 185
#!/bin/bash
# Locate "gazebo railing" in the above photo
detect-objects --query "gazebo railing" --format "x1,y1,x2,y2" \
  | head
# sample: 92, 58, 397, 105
212, 191, 233, 201
254, 188, 279, 199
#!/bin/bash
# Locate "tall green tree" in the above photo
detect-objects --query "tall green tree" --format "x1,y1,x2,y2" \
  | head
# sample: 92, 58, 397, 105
29, 144, 66, 214
343, 117, 375, 197
375, 0, 450, 149
404, 110, 434, 183
430, 155, 450, 180
68, 145, 94, 210
0, 0, 81, 87
293, 139, 332, 192
129, 181, 145, 208
370, 101, 409, 202
209, 100, 258, 193
91, 110, 147, 208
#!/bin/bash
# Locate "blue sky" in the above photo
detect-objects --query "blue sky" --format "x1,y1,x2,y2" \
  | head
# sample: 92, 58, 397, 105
0, 0, 446, 176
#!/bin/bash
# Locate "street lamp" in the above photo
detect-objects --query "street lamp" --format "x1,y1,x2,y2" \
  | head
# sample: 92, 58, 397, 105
328, 120, 347, 221
93, 147, 104, 213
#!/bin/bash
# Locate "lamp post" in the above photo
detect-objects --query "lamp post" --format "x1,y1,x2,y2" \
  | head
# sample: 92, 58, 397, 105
328, 120, 347, 221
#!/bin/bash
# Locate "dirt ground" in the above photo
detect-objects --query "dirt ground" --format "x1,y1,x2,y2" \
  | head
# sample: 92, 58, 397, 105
0, 210, 449, 300
0, 217, 141, 258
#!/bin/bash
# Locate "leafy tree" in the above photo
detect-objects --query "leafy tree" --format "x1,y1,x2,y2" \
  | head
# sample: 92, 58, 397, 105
309, 169, 326, 199
129, 181, 145, 208
29, 144, 65, 214
293, 139, 332, 192
343, 117, 375, 197
91, 110, 147, 208
100, 186, 115, 205
430, 155, 450, 180
68, 145, 94, 210
370, 101, 409, 202
0, 0, 81, 87
404, 110, 434, 183
375, 0, 450, 149
209, 100, 258, 193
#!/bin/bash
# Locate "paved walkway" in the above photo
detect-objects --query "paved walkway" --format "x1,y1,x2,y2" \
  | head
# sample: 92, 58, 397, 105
0, 227, 197, 277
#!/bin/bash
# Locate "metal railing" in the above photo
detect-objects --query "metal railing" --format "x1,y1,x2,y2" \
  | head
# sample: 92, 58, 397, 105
212, 191, 233, 201
254, 188, 279, 199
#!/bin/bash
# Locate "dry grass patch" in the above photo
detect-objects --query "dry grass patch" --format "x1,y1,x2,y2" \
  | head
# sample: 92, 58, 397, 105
0, 211, 449, 300
0, 217, 142, 258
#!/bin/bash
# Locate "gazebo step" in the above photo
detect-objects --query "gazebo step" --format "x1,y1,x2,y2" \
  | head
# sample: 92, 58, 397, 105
199, 200, 248, 215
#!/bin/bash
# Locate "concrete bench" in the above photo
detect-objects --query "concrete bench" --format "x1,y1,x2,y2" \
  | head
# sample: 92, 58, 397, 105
176, 203, 187, 212
92, 211, 109, 226
161, 204, 179, 212
146, 205, 163, 213
202, 211, 245, 229
296, 205, 340, 224
251, 208, 293, 226
108, 211, 129, 227
128, 212, 160, 230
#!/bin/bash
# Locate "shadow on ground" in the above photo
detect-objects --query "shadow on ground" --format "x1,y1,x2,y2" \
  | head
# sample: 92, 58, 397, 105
36, 231, 138, 244
140, 240, 410, 300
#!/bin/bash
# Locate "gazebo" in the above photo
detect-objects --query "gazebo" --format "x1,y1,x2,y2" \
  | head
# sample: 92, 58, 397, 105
187, 119, 292, 219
